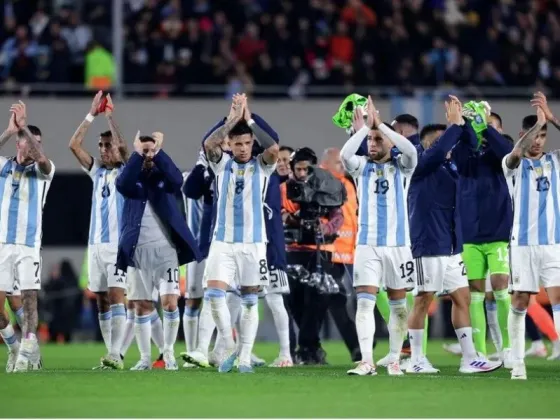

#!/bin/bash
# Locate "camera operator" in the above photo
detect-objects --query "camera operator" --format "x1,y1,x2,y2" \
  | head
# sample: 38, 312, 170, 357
281, 147, 345, 364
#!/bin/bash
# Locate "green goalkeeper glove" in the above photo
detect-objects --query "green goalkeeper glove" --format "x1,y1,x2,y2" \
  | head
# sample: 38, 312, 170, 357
463, 100, 491, 147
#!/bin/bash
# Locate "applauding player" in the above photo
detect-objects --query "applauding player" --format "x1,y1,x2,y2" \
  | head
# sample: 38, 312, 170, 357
503, 92, 560, 380
69, 91, 129, 369
341, 96, 418, 376
203, 93, 279, 373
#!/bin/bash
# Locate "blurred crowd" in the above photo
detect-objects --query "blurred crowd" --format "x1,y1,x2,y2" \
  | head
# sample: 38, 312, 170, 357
2, 0, 560, 94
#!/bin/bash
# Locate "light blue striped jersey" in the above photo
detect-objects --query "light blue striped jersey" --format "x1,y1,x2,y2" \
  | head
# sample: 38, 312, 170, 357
0, 156, 55, 248
209, 154, 276, 244
347, 155, 414, 247
503, 151, 560, 246
83, 158, 125, 245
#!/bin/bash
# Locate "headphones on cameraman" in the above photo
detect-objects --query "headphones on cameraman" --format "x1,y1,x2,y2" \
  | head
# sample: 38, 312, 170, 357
289, 147, 318, 171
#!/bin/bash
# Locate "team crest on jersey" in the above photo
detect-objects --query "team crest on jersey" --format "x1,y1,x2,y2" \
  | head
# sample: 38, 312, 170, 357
376, 169, 384, 177
237, 169, 245, 176
536, 167, 543, 176
13, 171, 22, 182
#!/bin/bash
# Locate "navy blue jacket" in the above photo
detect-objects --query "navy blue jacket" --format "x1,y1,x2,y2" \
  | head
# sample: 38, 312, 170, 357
116, 151, 202, 271
182, 164, 215, 258
409, 124, 472, 258
452, 125, 513, 244
264, 172, 287, 270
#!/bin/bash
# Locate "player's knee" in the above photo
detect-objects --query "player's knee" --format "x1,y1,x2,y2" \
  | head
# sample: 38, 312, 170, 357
449, 286, 471, 309
206, 280, 228, 291
490, 274, 508, 290
545, 287, 560, 306
107, 287, 125, 305
468, 280, 484, 293
0, 309, 8, 329
511, 291, 530, 310
186, 298, 202, 310
387, 288, 406, 300
241, 293, 258, 308
412, 293, 432, 313
240, 286, 259, 295
134, 300, 153, 316
161, 295, 178, 312
355, 285, 377, 295
96, 292, 110, 313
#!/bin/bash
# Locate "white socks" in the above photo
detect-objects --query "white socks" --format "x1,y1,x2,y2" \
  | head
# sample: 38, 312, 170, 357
455, 327, 477, 359
134, 313, 152, 362
553, 304, 560, 339
150, 310, 164, 354
227, 291, 242, 329
238, 294, 259, 367
15, 307, 24, 330
183, 306, 200, 352
207, 288, 235, 352
388, 298, 408, 363
355, 292, 376, 365
163, 308, 180, 352
485, 300, 502, 352
508, 307, 527, 363
265, 293, 291, 358
0, 324, 19, 352
120, 310, 135, 357
110, 304, 126, 358
409, 329, 424, 361
98, 311, 112, 353
196, 299, 216, 356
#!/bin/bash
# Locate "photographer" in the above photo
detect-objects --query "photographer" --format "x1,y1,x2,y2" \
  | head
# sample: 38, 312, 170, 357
281, 147, 345, 364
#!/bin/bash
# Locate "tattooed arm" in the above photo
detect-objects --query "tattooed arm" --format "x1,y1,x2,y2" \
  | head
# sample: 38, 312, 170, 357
204, 94, 244, 163
69, 118, 94, 170
505, 107, 546, 170
104, 94, 129, 162
0, 113, 18, 152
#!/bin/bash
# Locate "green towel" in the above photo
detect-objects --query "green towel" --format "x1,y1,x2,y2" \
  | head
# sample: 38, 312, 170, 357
332, 93, 368, 130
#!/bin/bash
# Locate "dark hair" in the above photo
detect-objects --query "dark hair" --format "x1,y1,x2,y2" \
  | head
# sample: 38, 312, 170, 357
139, 135, 155, 143
503, 134, 514, 145
18, 125, 42, 138
490, 112, 502, 128
420, 124, 447, 141
100, 130, 112, 138
280, 145, 294, 154
381, 122, 396, 132
228, 120, 253, 138
522, 115, 547, 131
291, 147, 317, 165
394, 114, 419, 129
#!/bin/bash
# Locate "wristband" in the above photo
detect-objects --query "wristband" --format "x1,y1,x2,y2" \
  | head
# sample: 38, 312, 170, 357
85, 113, 94, 123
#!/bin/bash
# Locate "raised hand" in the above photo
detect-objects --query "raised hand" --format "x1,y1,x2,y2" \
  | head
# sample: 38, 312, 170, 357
531, 92, 554, 122
446, 97, 464, 126
133, 131, 143, 155
104, 94, 114, 117
351, 107, 365, 132
366, 95, 381, 129
10, 101, 27, 128
7, 112, 18, 134
226, 93, 245, 123
90, 90, 103, 117
242, 94, 252, 121
152, 131, 164, 151
536, 104, 546, 126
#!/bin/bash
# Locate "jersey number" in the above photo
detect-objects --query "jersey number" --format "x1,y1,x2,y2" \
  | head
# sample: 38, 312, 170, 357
399, 261, 414, 278
536, 176, 550, 192
101, 184, 111, 198
374, 179, 389, 195
496, 247, 509, 263
34, 261, 40, 278
235, 180, 245, 195
167, 268, 179, 283
259, 259, 268, 275
459, 261, 467, 276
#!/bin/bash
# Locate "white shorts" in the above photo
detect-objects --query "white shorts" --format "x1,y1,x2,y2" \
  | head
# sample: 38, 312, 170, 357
127, 245, 180, 301
88, 243, 126, 293
510, 245, 560, 293
186, 259, 206, 299
203, 241, 268, 288
262, 268, 290, 295
0, 244, 41, 293
353, 245, 415, 291
415, 254, 468, 294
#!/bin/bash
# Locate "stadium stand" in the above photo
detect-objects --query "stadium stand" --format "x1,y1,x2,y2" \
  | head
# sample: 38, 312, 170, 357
1, 0, 560, 95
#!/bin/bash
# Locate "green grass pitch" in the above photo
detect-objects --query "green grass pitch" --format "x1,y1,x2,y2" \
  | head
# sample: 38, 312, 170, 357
0, 340, 558, 418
